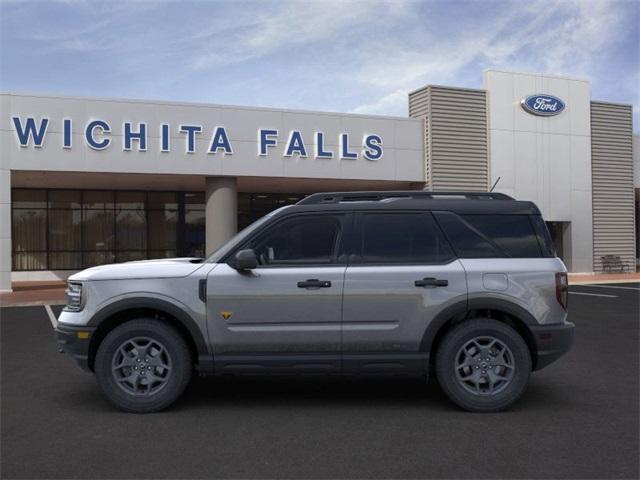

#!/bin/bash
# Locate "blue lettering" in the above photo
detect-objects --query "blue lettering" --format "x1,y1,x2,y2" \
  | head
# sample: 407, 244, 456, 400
179, 125, 202, 153
362, 134, 383, 161
314, 132, 333, 159
259, 129, 278, 156
284, 130, 307, 157
12, 117, 49, 148
160, 124, 170, 152
123, 122, 147, 151
63, 118, 72, 149
208, 127, 233, 154
340, 133, 358, 160
85, 120, 111, 150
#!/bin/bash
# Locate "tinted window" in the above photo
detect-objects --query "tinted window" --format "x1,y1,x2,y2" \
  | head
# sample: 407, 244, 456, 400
434, 212, 543, 258
462, 215, 542, 258
249, 215, 341, 266
434, 212, 503, 258
357, 213, 454, 264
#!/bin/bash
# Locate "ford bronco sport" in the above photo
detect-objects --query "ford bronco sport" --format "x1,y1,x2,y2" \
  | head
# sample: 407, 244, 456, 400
56, 191, 574, 413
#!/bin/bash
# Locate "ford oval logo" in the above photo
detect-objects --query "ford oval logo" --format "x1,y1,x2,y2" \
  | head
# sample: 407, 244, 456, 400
520, 94, 566, 116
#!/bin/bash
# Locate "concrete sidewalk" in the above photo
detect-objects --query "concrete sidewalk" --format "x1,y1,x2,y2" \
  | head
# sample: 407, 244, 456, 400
1, 272, 639, 308
568, 271, 640, 284
0, 281, 66, 308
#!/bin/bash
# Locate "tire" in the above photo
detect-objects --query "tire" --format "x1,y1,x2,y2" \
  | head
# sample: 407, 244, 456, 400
435, 318, 531, 412
95, 319, 192, 413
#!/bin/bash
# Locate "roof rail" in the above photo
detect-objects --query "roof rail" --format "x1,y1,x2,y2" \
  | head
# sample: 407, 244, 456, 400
297, 190, 514, 205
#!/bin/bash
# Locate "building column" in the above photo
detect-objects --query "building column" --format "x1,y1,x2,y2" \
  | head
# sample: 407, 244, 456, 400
205, 177, 237, 256
0, 168, 11, 292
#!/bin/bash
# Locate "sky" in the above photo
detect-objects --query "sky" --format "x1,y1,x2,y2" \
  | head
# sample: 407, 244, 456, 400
1, 0, 639, 129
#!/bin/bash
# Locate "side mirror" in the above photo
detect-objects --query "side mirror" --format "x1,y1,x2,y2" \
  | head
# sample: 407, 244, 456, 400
232, 249, 258, 270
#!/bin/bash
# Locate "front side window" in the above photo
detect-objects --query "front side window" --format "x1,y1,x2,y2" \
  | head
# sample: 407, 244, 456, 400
247, 215, 342, 266
356, 212, 454, 264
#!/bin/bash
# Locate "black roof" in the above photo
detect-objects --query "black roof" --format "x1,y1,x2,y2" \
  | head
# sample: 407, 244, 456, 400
280, 190, 541, 215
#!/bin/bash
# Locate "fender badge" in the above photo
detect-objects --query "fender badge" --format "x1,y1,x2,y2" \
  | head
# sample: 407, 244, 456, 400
220, 311, 233, 321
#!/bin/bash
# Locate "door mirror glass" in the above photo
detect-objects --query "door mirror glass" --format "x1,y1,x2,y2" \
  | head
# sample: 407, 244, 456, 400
232, 249, 258, 270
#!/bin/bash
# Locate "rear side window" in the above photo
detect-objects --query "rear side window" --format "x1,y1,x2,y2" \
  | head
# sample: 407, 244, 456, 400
433, 212, 503, 258
434, 212, 544, 258
462, 215, 542, 258
356, 212, 455, 264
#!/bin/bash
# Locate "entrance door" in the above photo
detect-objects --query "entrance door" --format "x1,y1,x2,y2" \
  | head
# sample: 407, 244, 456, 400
206, 213, 347, 373
341, 212, 468, 373
546, 221, 566, 263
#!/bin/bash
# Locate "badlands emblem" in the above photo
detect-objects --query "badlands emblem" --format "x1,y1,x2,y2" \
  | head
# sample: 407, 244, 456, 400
220, 311, 233, 321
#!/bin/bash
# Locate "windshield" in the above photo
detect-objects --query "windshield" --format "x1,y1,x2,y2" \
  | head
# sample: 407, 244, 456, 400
205, 205, 293, 263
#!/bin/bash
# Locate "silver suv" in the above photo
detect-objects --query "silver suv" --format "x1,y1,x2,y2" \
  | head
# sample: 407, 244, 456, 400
56, 191, 574, 413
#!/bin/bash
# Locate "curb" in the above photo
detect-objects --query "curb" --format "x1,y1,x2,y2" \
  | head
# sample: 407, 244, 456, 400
0, 301, 66, 308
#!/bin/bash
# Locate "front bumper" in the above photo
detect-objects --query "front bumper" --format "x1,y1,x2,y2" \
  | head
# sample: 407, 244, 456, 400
530, 321, 575, 371
55, 322, 96, 372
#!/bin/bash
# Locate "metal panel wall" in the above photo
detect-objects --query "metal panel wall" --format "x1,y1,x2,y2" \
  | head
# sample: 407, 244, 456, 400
409, 86, 488, 191
590, 101, 636, 272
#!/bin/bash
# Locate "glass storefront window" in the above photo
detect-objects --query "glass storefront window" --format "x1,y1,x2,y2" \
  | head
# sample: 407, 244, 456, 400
12, 207, 46, 270
11, 189, 305, 270
116, 191, 146, 210
116, 210, 147, 251
148, 210, 177, 251
83, 190, 115, 209
48, 190, 81, 209
83, 209, 115, 251
148, 192, 178, 210
13, 189, 46, 209
49, 208, 82, 269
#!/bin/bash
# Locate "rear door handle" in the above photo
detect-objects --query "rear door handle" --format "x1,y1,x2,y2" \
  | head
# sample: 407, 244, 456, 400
297, 279, 332, 288
414, 277, 448, 287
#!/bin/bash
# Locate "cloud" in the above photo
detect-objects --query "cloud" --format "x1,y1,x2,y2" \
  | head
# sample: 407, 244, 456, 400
351, 88, 409, 116
350, 0, 633, 115
189, 0, 413, 70
1, 0, 636, 129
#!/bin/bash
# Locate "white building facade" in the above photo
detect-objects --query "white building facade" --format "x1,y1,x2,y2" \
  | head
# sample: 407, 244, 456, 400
0, 70, 636, 291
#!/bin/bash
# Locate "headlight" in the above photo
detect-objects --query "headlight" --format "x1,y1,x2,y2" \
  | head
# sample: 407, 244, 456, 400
64, 282, 83, 312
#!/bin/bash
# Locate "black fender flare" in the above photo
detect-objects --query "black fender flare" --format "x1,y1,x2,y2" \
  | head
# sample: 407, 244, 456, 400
419, 297, 538, 353
87, 297, 212, 372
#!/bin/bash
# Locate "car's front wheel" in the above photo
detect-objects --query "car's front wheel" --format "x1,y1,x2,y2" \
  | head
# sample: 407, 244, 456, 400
435, 318, 531, 412
95, 319, 192, 413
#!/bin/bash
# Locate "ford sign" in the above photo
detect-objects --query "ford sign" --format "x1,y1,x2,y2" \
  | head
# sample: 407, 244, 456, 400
520, 94, 566, 116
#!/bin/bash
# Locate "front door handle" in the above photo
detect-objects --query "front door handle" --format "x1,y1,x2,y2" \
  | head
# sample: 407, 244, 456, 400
415, 277, 448, 287
297, 279, 332, 289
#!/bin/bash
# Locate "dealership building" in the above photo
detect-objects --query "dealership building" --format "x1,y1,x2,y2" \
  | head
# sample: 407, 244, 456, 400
1, 69, 637, 291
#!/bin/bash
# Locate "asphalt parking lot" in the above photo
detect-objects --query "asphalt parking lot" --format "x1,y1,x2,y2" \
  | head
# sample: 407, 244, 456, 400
1, 284, 638, 479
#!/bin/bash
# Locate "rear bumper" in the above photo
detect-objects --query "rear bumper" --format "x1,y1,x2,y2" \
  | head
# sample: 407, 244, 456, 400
530, 321, 575, 371
55, 322, 96, 372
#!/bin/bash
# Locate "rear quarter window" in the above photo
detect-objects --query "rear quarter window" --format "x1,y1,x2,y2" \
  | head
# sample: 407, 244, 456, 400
461, 214, 542, 258
434, 212, 546, 258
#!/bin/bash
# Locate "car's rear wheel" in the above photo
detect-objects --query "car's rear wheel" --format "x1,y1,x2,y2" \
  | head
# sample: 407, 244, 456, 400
435, 318, 531, 412
95, 319, 192, 413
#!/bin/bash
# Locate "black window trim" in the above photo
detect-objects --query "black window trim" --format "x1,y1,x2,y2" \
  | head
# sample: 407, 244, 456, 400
348, 210, 458, 267
223, 211, 350, 269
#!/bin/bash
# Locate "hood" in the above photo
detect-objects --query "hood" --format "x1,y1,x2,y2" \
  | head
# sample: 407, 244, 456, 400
68, 258, 205, 281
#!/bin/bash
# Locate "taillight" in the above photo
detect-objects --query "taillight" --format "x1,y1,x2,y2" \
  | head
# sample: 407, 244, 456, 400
555, 272, 568, 310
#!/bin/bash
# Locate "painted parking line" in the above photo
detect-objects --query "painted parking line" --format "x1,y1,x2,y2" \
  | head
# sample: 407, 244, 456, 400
569, 291, 618, 298
44, 305, 58, 329
577, 284, 640, 291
